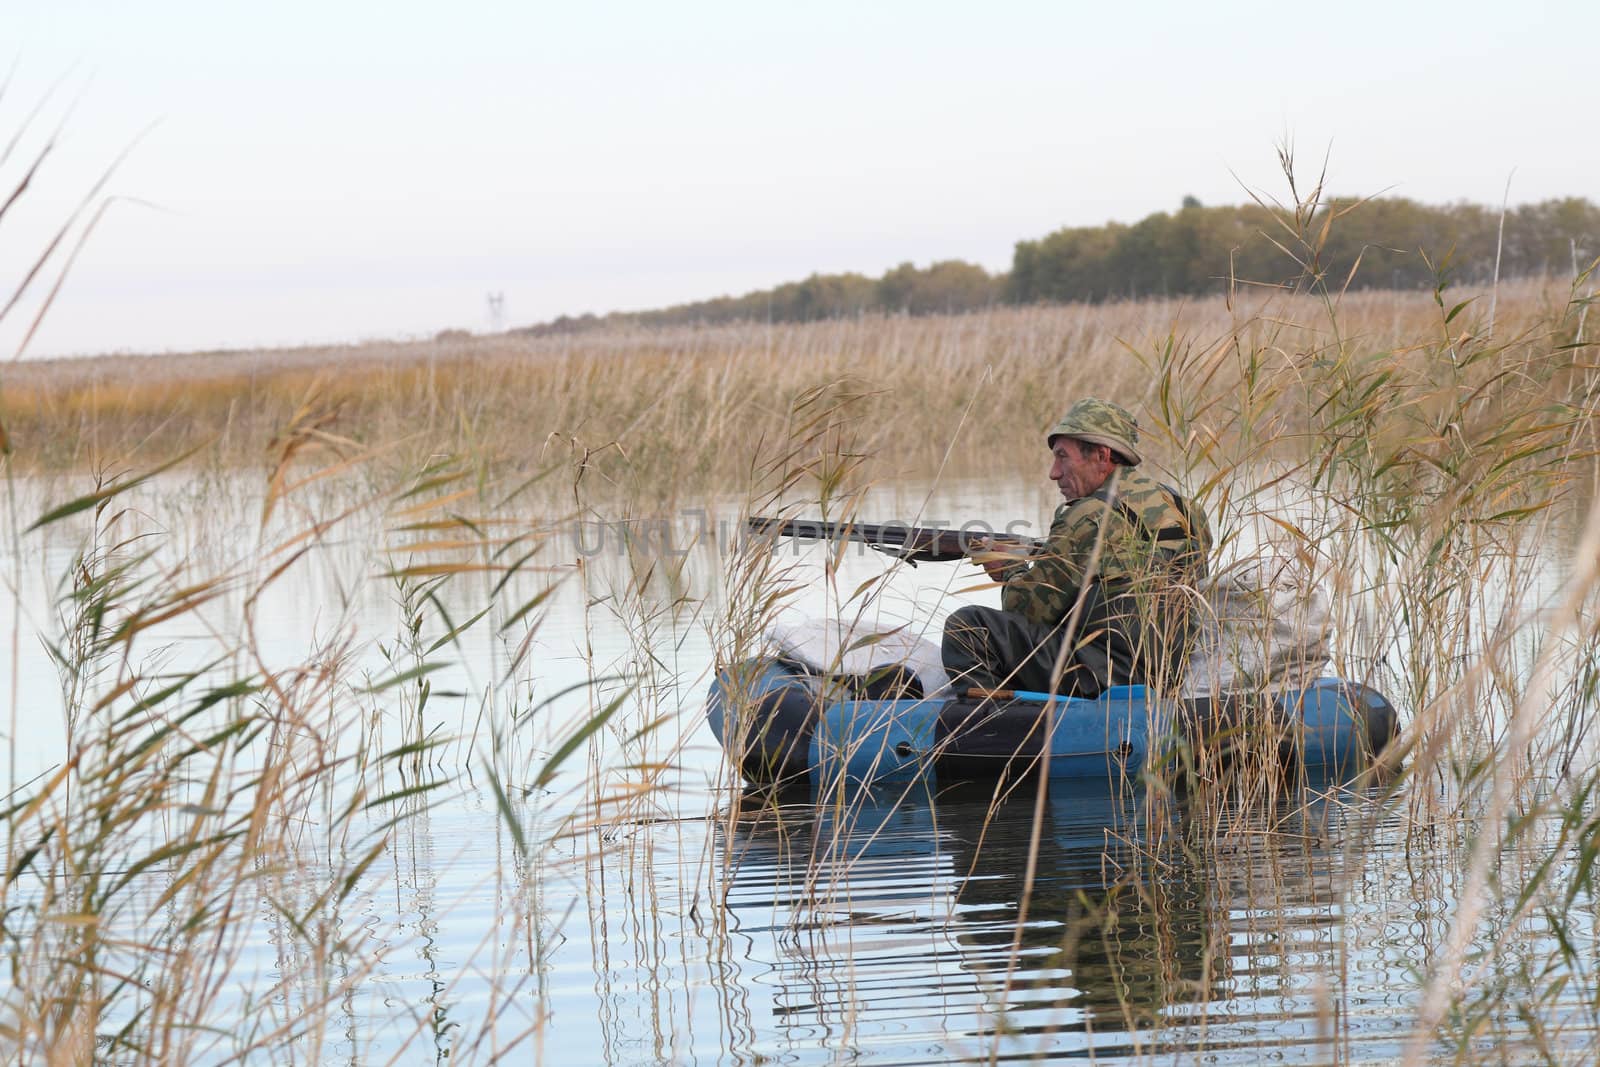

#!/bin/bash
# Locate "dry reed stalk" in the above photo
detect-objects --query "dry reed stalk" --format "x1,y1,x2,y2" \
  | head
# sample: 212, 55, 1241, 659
688, 184, 1600, 1061
7, 96, 1600, 1057
1, 281, 1576, 497
0, 425, 600, 1061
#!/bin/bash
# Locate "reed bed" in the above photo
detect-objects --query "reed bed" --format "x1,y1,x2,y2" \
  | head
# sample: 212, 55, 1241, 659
6, 191, 1600, 1061
3, 278, 1588, 495
690, 259, 1600, 1061
0, 430, 628, 1060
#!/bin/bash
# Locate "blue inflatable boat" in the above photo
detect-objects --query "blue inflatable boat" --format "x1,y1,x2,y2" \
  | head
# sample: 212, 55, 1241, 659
707, 658, 1400, 787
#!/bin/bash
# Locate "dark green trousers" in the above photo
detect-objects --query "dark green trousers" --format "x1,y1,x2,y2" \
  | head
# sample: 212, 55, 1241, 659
940, 605, 1105, 697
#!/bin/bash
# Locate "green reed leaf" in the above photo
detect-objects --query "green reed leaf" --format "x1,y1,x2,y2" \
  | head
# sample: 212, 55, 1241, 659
533, 686, 633, 790
361, 661, 450, 694
25, 446, 202, 533
485, 766, 529, 860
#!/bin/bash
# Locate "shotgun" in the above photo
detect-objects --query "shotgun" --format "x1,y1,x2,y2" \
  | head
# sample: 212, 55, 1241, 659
746, 516, 1043, 565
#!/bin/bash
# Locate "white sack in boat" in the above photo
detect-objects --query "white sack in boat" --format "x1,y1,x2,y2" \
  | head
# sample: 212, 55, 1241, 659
1181, 550, 1333, 698
765, 617, 952, 697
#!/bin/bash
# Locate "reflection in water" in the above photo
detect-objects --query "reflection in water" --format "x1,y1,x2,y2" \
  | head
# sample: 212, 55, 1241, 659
67, 758, 1592, 1064
713, 776, 1396, 1064
11, 468, 1598, 1064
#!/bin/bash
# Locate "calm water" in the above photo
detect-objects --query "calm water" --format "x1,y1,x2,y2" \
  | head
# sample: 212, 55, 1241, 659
245, 772, 1594, 1065
3, 474, 1597, 1064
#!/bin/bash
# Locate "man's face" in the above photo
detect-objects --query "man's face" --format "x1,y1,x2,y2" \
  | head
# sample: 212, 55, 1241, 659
1049, 437, 1113, 501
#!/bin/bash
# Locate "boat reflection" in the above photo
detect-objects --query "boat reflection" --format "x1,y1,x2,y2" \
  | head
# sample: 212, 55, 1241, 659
714, 774, 1366, 1062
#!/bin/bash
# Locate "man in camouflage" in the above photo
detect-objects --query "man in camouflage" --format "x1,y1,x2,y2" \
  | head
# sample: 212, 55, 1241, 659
941, 398, 1212, 697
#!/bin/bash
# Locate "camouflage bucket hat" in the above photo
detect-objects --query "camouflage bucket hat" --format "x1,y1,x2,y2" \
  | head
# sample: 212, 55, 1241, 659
1045, 398, 1142, 466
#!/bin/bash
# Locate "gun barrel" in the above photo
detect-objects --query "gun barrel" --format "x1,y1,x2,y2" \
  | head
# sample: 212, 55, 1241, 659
745, 516, 1038, 563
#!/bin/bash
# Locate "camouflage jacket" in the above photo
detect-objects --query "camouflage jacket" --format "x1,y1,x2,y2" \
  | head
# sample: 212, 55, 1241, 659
1000, 466, 1213, 687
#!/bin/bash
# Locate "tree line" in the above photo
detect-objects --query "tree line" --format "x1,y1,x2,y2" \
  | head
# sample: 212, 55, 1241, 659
520, 259, 1002, 336
516, 196, 1600, 336
1010, 195, 1600, 303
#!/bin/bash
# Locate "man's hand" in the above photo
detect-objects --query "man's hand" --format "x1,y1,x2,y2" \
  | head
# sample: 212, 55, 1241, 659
968, 537, 1022, 582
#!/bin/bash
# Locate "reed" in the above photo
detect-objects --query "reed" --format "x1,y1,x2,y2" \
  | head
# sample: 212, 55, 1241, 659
8, 96, 1600, 1060
3, 279, 1584, 497
0, 416, 617, 1060
689, 181, 1600, 1062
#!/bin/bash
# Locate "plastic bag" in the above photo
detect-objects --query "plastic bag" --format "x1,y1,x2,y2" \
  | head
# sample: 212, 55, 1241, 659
765, 616, 953, 698
1181, 550, 1332, 697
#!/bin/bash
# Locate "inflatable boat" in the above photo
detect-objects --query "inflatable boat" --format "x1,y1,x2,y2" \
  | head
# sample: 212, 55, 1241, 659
707, 657, 1401, 788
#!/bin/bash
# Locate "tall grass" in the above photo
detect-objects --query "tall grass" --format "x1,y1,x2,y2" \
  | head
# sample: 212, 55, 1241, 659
0, 423, 627, 1059
7, 293, 1599, 1061
3, 279, 1583, 493
6, 105, 1600, 1062
688, 184, 1600, 1061
0, 99, 672, 1056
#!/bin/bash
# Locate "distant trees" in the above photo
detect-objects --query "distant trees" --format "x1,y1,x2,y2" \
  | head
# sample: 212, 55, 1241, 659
877, 260, 1001, 315
628, 271, 880, 328
1008, 196, 1600, 303
516, 196, 1600, 336
517, 260, 1003, 336
653, 260, 1001, 325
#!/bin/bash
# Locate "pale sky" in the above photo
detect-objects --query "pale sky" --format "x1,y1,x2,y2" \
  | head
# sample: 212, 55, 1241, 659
3, 0, 1596, 358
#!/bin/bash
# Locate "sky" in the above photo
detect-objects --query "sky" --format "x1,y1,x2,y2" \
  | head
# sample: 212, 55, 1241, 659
2, 0, 1597, 358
